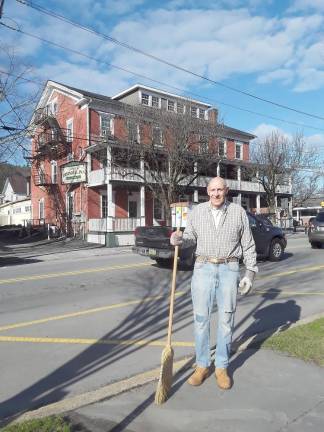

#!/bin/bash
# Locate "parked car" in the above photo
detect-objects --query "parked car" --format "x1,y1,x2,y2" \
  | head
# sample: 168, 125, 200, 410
308, 212, 324, 248
132, 211, 287, 268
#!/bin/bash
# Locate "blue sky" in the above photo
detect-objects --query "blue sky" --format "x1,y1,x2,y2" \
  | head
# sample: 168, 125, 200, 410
1, 0, 324, 161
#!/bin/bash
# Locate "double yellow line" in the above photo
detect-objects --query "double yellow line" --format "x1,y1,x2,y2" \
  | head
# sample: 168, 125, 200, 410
0, 262, 151, 285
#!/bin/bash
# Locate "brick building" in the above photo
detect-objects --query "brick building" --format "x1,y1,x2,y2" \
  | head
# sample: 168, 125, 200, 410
29, 81, 292, 245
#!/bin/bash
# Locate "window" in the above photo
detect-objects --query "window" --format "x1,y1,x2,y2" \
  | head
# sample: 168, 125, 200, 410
154, 198, 164, 220
52, 100, 58, 115
191, 106, 198, 118
199, 135, 208, 153
101, 114, 113, 137
152, 126, 162, 146
199, 108, 205, 119
128, 200, 138, 218
39, 198, 44, 220
167, 100, 175, 111
101, 194, 108, 218
66, 152, 74, 161
218, 139, 226, 157
235, 142, 243, 159
66, 119, 73, 143
152, 96, 159, 108
25, 206, 31, 212
141, 93, 149, 105
66, 193, 74, 220
51, 161, 58, 184
177, 102, 184, 114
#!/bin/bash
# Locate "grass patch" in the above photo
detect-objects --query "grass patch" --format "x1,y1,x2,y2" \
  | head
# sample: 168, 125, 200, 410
262, 317, 324, 366
0, 416, 71, 432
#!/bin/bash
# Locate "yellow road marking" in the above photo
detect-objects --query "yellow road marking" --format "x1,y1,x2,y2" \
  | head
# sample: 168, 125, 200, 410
255, 290, 324, 296
0, 291, 186, 332
0, 262, 151, 285
258, 263, 324, 280
0, 335, 194, 347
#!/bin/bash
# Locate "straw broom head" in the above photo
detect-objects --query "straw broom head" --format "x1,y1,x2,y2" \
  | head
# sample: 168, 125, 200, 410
154, 344, 174, 404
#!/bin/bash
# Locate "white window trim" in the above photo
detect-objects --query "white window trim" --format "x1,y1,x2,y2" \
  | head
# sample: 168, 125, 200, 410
235, 141, 243, 160
218, 138, 227, 157
153, 197, 165, 220
39, 198, 44, 220
66, 118, 73, 142
100, 112, 114, 137
66, 191, 74, 218
51, 160, 58, 184
151, 95, 160, 108
167, 99, 175, 111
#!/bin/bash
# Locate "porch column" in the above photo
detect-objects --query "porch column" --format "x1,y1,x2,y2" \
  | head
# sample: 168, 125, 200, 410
256, 194, 261, 214
217, 162, 220, 176
140, 185, 145, 226
106, 146, 113, 232
237, 193, 242, 206
140, 157, 145, 226
288, 196, 293, 217
194, 161, 199, 203
194, 189, 199, 203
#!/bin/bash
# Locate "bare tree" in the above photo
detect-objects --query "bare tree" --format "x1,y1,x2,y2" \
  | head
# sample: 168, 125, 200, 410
0, 44, 41, 163
110, 103, 224, 223
249, 130, 320, 213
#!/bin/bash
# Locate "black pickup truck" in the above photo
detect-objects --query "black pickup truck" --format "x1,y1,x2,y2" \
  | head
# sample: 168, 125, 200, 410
132, 212, 287, 268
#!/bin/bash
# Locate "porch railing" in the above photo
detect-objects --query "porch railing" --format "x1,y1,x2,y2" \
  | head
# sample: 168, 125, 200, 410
88, 217, 140, 232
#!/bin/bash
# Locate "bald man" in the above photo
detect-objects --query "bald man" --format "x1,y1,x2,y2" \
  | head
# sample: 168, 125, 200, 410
171, 177, 257, 389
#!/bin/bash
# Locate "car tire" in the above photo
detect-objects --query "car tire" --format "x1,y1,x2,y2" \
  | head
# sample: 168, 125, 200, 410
155, 258, 173, 267
268, 239, 284, 261
311, 242, 322, 249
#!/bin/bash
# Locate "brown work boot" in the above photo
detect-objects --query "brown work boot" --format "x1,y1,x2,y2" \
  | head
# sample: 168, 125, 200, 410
215, 368, 232, 390
187, 367, 210, 386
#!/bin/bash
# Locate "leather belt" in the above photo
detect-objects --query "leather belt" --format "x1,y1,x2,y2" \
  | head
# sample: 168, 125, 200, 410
196, 256, 239, 264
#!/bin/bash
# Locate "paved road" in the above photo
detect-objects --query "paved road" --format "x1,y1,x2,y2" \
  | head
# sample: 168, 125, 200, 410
0, 233, 323, 425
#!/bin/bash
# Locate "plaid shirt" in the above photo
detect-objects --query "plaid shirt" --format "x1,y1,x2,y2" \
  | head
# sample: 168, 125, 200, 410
183, 200, 258, 273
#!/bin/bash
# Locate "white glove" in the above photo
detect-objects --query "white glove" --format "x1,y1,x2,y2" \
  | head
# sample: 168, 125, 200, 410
239, 270, 255, 296
170, 231, 183, 246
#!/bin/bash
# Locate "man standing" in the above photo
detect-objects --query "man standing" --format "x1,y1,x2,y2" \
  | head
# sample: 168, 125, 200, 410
170, 177, 257, 389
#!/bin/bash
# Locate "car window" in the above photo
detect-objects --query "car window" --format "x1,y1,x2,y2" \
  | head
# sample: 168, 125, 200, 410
316, 212, 324, 222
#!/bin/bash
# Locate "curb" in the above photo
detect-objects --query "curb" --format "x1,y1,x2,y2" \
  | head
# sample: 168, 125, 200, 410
11, 312, 324, 424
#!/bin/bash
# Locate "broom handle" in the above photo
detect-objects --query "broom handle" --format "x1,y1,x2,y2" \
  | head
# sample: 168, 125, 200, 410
167, 227, 180, 346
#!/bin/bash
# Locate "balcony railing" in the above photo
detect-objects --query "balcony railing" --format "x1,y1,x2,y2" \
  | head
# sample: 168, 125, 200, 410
88, 168, 106, 186
33, 172, 56, 186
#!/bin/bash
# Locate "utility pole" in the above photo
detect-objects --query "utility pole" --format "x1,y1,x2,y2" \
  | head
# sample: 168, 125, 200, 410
0, 0, 5, 19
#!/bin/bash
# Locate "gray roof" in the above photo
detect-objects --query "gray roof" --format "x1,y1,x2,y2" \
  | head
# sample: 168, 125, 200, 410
52, 81, 112, 103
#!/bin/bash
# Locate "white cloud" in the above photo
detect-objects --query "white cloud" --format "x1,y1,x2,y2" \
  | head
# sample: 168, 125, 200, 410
258, 69, 294, 84
252, 123, 291, 140
291, 0, 324, 12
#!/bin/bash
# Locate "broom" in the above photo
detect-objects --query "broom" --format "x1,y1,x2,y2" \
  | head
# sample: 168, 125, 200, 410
154, 227, 180, 404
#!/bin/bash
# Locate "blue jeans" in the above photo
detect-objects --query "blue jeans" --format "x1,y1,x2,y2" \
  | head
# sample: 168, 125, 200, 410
191, 261, 239, 369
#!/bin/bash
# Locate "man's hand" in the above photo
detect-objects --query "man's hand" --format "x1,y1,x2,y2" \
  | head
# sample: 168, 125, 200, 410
170, 231, 183, 246
239, 270, 255, 296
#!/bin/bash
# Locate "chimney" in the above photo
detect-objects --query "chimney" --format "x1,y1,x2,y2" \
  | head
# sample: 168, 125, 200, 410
208, 108, 218, 125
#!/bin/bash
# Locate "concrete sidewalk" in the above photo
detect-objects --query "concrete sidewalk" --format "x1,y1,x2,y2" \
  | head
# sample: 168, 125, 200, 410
70, 348, 324, 432
14, 339, 324, 432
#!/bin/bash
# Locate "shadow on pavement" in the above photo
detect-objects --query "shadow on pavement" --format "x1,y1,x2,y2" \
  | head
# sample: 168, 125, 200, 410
0, 256, 43, 267
0, 268, 193, 426
229, 298, 301, 381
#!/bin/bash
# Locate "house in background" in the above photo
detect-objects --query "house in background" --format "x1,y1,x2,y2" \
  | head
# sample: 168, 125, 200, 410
0, 168, 31, 226
28, 81, 292, 245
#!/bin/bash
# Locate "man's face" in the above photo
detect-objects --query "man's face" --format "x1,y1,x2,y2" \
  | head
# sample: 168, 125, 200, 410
207, 179, 228, 208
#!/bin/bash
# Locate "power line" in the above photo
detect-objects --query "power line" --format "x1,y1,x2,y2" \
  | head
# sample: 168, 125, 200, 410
2, 23, 324, 135
16, 0, 324, 122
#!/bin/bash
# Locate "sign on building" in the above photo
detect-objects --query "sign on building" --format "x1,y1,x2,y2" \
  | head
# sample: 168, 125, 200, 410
61, 162, 87, 184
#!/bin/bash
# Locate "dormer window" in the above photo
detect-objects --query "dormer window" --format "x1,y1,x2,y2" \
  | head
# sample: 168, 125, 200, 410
167, 100, 175, 111
177, 102, 184, 114
141, 93, 149, 105
152, 96, 159, 108
191, 106, 198, 118
199, 108, 205, 120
